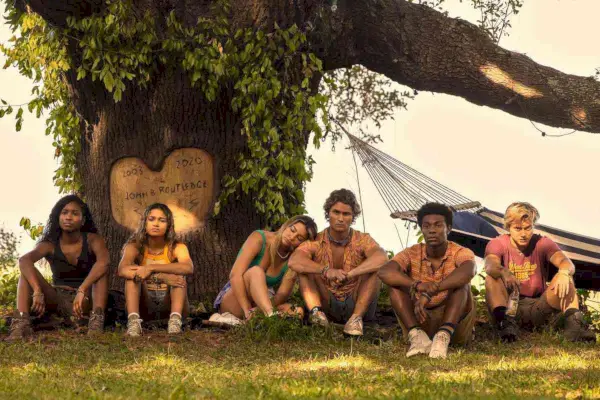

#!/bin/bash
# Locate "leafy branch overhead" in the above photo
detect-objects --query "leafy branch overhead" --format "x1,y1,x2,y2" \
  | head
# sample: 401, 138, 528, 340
1, 0, 326, 226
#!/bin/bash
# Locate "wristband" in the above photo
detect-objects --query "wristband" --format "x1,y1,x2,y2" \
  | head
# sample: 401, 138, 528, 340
558, 269, 574, 277
32, 292, 44, 298
321, 265, 330, 279
421, 292, 432, 302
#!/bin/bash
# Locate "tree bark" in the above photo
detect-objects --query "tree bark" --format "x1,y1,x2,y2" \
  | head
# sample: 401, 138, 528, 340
73, 66, 264, 299
333, 0, 600, 132
16, 0, 600, 298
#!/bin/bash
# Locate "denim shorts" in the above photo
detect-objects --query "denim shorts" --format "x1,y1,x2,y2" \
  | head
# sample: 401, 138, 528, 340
327, 293, 378, 323
213, 281, 275, 311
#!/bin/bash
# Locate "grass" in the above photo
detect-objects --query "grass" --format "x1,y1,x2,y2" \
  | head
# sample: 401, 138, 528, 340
0, 316, 599, 399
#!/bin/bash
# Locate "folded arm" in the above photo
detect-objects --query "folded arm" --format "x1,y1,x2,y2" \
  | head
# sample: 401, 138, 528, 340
347, 247, 388, 279
378, 260, 415, 289
437, 260, 477, 292
145, 244, 194, 276
288, 249, 324, 274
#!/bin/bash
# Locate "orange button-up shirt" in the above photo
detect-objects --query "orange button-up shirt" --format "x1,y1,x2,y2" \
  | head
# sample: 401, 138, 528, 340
297, 229, 381, 300
392, 241, 475, 307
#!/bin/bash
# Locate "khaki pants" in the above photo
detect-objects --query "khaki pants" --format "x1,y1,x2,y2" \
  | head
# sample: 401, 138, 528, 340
397, 297, 476, 346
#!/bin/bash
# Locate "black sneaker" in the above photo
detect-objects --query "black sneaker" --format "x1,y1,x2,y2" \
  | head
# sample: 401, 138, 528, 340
564, 311, 596, 343
498, 316, 519, 342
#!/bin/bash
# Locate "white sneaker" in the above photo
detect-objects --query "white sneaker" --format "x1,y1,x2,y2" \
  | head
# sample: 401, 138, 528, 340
429, 330, 451, 359
406, 328, 432, 358
168, 314, 183, 334
126, 316, 143, 337
209, 312, 243, 326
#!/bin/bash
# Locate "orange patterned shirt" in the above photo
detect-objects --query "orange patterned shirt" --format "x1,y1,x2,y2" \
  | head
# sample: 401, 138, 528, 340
297, 229, 382, 300
392, 241, 475, 307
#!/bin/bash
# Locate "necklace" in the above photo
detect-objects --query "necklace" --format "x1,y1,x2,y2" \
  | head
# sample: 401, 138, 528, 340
327, 228, 352, 246
277, 248, 290, 259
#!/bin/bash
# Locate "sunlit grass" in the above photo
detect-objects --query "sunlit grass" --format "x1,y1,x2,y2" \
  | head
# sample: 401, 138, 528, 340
0, 324, 599, 399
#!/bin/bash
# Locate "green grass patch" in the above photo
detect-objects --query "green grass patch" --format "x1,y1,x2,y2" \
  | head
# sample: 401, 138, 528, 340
0, 320, 599, 399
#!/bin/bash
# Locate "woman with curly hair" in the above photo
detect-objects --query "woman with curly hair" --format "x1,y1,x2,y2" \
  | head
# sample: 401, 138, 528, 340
118, 203, 193, 336
5, 195, 110, 340
211, 215, 318, 325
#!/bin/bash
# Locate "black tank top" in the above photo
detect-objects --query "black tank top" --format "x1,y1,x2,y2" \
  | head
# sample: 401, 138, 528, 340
46, 233, 96, 288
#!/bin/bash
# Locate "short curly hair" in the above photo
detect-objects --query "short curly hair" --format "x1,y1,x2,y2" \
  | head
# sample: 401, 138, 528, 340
323, 189, 361, 223
416, 202, 453, 228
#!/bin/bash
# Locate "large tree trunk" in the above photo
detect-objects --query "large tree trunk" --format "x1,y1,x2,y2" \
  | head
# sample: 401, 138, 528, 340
74, 67, 264, 299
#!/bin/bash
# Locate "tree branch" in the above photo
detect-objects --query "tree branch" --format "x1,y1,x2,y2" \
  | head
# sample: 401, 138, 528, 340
330, 0, 600, 133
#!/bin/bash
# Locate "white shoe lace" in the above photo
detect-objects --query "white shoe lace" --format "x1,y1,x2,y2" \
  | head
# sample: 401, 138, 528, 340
168, 316, 183, 334
406, 329, 432, 357
127, 318, 143, 336
429, 331, 451, 359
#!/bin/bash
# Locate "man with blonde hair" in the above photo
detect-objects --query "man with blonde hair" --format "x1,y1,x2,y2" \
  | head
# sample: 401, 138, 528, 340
484, 202, 595, 342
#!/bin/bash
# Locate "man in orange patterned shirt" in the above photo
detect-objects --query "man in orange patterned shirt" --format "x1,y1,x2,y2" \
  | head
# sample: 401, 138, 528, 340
379, 203, 477, 359
289, 189, 388, 336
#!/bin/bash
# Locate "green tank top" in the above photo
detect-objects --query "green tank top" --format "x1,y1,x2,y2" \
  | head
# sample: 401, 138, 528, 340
238, 230, 288, 288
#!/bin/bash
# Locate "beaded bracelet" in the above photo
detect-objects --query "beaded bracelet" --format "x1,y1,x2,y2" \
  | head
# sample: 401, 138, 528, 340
77, 289, 90, 301
409, 280, 422, 299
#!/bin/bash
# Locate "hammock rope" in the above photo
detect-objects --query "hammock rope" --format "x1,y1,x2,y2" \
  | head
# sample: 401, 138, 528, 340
341, 127, 482, 219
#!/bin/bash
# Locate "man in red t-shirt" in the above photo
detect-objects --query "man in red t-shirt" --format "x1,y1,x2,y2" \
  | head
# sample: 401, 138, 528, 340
484, 202, 595, 342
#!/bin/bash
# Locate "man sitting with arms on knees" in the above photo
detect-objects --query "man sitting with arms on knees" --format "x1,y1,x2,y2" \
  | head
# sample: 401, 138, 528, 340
6, 195, 110, 340
485, 202, 595, 342
379, 202, 477, 359
289, 189, 388, 336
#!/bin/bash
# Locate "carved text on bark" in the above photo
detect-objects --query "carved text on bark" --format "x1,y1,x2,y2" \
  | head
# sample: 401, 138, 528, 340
110, 148, 214, 233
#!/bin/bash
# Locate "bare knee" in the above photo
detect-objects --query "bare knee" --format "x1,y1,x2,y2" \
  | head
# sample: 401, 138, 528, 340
243, 267, 265, 282
451, 284, 470, 296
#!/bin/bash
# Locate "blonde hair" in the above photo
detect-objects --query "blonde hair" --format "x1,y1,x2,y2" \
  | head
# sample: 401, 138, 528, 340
269, 215, 318, 268
503, 202, 540, 229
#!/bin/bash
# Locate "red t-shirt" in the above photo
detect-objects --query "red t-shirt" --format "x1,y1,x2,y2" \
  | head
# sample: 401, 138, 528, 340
484, 234, 561, 297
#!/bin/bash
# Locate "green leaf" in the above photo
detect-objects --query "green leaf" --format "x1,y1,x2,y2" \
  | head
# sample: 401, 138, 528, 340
103, 71, 115, 92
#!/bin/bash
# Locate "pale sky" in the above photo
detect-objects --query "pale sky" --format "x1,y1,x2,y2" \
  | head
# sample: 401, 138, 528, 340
1, 0, 599, 257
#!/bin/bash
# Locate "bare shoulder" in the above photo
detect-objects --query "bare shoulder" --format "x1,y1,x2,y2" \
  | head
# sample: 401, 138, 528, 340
87, 232, 106, 245
174, 242, 190, 253
36, 240, 55, 256
248, 230, 269, 245
122, 242, 140, 257
262, 230, 276, 242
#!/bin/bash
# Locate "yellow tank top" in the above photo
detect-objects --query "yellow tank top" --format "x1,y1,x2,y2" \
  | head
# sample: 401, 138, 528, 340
140, 245, 172, 291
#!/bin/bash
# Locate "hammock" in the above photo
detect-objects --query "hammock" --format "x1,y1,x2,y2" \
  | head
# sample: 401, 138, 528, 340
345, 130, 600, 290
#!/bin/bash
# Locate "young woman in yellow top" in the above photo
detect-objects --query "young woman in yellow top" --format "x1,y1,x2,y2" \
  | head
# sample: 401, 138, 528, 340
118, 203, 193, 336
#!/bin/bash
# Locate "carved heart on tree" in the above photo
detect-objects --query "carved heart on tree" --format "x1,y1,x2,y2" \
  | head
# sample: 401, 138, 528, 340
110, 148, 215, 233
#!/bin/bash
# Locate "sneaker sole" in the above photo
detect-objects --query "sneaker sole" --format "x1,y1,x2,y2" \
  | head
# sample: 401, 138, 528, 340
343, 329, 363, 336
406, 344, 432, 358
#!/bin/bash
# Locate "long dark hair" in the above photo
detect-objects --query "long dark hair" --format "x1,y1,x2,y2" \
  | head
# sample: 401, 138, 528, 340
125, 203, 178, 257
39, 195, 98, 245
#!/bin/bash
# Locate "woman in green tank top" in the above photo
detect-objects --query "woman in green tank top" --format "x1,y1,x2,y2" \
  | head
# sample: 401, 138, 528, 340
213, 215, 317, 323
